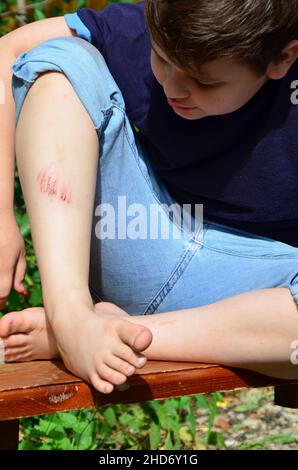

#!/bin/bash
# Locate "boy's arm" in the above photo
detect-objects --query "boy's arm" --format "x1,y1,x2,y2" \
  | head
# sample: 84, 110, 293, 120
0, 18, 77, 307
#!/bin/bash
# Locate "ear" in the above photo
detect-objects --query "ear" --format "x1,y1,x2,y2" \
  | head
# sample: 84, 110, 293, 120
267, 40, 298, 80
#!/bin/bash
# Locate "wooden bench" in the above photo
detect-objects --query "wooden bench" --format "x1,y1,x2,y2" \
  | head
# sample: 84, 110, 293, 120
1, 359, 298, 450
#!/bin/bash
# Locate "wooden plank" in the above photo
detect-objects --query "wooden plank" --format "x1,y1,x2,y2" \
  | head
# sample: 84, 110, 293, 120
1, 360, 297, 420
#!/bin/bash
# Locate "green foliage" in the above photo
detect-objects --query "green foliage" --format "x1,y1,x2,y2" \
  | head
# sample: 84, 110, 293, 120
19, 394, 225, 450
0, 1, 137, 36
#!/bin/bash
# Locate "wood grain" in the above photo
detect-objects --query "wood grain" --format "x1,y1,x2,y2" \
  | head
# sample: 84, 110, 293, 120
1, 360, 296, 420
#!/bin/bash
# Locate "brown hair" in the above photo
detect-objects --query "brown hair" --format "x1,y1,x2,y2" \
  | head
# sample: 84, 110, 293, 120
144, 0, 298, 74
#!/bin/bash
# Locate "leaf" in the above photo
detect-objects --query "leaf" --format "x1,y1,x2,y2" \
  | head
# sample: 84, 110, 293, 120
29, 284, 42, 306
164, 431, 174, 450
56, 436, 73, 450
78, 434, 93, 450
195, 394, 208, 410
149, 421, 160, 450
33, 8, 46, 21
76, 0, 87, 8
178, 396, 191, 410
140, 402, 159, 424
185, 404, 196, 438
18, 439, 39, 450
215, 431, 226, 449
103, 407, 117, 427
179, 426, 193, 445
57, 412, 79, 429
19, 213, 31, 238
235, 399, 261, 412
31, 270, 41, 284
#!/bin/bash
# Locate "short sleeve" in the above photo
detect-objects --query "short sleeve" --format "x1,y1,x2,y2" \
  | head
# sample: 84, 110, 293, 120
64, 2, 153, 126
64, 12, 92, 43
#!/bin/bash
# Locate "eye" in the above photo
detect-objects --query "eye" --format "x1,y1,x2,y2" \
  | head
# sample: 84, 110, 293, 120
196, 80, 212, 87
196, 80, 220, 89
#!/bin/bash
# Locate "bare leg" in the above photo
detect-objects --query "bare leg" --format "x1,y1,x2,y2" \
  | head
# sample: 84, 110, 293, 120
0, 302, 131, 362
132, 288, 298, 379
10, 71, 152, 393
1, 287, 298, 379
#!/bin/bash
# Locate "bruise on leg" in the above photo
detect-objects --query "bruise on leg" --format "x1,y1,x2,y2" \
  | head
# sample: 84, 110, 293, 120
37, 166, 72, 204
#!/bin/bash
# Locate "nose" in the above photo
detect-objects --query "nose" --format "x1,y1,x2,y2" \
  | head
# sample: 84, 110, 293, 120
163, 65, 190, 101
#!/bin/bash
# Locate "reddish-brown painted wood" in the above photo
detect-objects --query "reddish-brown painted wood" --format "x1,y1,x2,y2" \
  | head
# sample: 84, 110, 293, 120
1, 360, 297, 421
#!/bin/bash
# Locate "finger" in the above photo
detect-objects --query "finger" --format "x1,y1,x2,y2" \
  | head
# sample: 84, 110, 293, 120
0, 278, 13, 310
13, 252, 27, 292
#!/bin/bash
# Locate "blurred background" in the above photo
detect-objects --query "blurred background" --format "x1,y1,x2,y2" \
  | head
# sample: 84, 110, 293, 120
0, 1, 136, 36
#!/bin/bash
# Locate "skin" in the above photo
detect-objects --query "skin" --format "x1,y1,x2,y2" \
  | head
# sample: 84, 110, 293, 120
150, 40, 298, 119
1, 39, 298, 391
37, 166, 72, 203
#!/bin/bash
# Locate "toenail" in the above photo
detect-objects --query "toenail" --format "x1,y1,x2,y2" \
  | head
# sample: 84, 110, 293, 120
136, 356, 146, 367
0, 338, 5, 364
103, 385, 112, 394
126, 365, 134, 374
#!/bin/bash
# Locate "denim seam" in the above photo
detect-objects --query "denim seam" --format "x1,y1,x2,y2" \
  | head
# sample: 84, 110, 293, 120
119, 117, 200, 241
142, 239, 201, 315
13, 47, 117, 131
12, 58, 68, 83
201, 241, 298, 260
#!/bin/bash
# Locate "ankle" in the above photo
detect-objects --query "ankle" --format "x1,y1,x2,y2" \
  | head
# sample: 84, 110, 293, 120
44, 290, 94, 326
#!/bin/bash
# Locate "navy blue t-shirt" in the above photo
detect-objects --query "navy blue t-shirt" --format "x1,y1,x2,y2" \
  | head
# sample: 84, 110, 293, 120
65, 2, 298, 247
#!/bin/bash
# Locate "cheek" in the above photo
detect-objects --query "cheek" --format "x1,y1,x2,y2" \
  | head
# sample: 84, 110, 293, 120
150, 56, 164, 84
195, 86, 253, 115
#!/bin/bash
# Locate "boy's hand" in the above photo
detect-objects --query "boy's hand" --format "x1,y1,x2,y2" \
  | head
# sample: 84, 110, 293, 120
0, 209, 27, 309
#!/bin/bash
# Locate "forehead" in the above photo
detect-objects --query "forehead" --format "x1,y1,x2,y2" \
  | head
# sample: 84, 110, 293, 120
151, 40, 252, 82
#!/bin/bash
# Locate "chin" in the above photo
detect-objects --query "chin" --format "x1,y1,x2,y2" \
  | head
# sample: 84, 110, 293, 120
176, 110, 209, 120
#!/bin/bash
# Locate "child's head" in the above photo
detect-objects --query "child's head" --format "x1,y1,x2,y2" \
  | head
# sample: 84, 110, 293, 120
144, 0, 298, 119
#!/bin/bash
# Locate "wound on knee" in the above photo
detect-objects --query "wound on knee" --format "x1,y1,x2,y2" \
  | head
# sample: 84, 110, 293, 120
37, 167, 72, 204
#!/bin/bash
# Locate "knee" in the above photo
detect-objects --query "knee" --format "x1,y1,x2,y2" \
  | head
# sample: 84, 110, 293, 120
28, 71, 72, 95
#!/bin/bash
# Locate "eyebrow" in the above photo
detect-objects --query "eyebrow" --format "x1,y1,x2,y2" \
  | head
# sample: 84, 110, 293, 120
151, 44, 221, 83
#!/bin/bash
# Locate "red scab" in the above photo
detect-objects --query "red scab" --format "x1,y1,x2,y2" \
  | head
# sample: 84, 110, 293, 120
37, 168, 71, 203
46, 174, 58, 196
37, 169, 58, 197
37, 169, 48, 193
59, 183, 72, 204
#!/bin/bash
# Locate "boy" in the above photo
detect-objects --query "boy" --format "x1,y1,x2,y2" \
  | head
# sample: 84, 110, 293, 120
0, 0, 298, 394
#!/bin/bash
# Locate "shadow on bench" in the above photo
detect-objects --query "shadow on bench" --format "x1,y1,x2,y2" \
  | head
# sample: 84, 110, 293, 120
1, 359, 298, 449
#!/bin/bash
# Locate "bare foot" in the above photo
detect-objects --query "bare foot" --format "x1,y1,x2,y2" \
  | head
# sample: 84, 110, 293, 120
0, 302, 152, 394
0, 307, 59, 362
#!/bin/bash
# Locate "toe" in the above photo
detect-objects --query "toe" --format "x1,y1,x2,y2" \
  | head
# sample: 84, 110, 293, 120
97, 363, 128, 386
114, 343, 147, 369
89, 374, 114, 394
119, 322, 153, 353
2, 333, 28, 348
4, 346, 31, 362
106, 355, 136, 377
0, 310, 35, 337
0, 312, 20, 337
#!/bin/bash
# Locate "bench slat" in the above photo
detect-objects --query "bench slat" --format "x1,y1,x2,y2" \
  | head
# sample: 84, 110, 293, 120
1, 360, 297, 421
